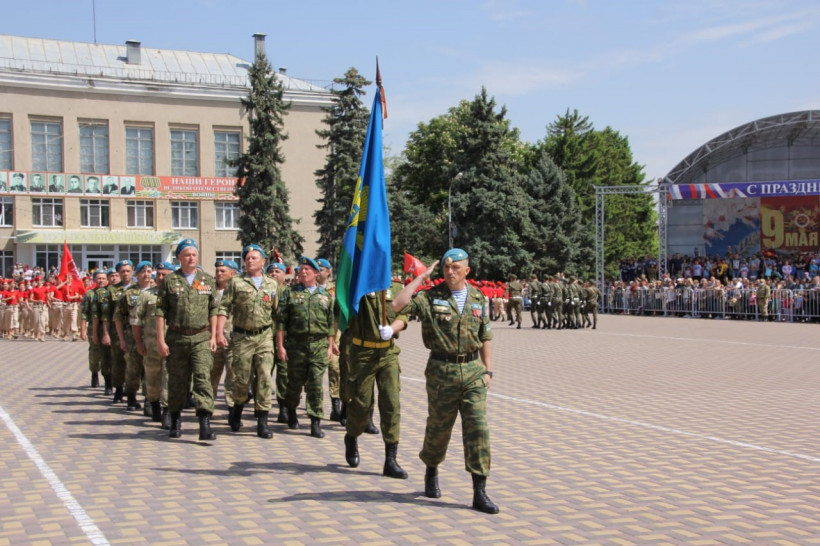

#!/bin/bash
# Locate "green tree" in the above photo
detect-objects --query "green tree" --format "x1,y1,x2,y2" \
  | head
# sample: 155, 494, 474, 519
522, 150, 592, 276
313, 68, 371, 264
231, 51, 303, 259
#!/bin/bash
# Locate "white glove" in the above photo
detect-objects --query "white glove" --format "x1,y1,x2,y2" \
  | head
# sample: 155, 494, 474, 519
378, 325, 394, 341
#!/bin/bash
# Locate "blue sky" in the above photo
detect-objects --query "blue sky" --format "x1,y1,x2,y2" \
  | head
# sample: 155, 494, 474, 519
5, 0, 819, 182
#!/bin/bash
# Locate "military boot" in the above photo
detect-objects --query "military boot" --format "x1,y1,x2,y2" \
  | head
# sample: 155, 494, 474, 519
161, 407, 171, 430
344, 434, 359, 467
143, 401, 152, 417
424, 466, 441, 498
126, 392, 141, 411
339, 402, 347, 426
286, 406, 300, 429
276, 398, 289, 424
471, 474, 499, 514
256, 410, 273, 439
104, 377, 112, 396
198, 413, 216, 441
365, 407, 379, 434
382, 443, 408, 479
229, 403, 244, 432
329, 398, 342, 422
91, 372, 99, 388
310, 417, 325, 438
169, 412, 182, 438
112, 386, 124, 403
150, 401, 162, 422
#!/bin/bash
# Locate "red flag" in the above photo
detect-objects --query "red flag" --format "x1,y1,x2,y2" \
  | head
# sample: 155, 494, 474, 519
403, 253, 426, 278
57, 241, 81, 282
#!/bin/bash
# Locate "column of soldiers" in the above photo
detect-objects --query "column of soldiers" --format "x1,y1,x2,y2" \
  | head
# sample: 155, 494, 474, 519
515, 274, 601, 330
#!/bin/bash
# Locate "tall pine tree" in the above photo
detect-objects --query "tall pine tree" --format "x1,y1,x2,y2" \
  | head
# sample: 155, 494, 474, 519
313, 68, 371, 264
231, 50, 303, 259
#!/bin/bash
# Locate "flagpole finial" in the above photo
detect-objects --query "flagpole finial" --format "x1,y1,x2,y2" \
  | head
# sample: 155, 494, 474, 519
376, 57, 381, 87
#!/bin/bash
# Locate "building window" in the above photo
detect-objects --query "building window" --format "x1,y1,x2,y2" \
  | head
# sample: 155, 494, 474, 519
121, 245, 161, 267
0, 197, 12, 226
126, 200, 154, 228
35, 244, 65, 272
171, 130, 198, 176
215, 202, 240, 229
80, 199, 110, 227
172, 201, 198, 229
80, 122, 110, 174
0, 118, 12, 170
0, 250, 13, 278
214, 131, 240, 177
32, 198, 63, 227
31, 120, 63, 172
215, 251, 242, 264
126, 127, 154, 175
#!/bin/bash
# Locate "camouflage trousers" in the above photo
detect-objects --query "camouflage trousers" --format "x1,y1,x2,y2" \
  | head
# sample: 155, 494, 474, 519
87, 324, 102, 373
110, 337, 126, 388
141, 344, 165, 404
420, 356, 491, 476
211, 344, 235, 408
759, 297, 770, 318
230, 330, 274, 412
124, 347, 144, 394
284, 339, 328, 419
327, 330, 342, 398
273, 352, 288, 402
508, 298, 523, 324
166, 331, 214, 415
345, 345, 401, 443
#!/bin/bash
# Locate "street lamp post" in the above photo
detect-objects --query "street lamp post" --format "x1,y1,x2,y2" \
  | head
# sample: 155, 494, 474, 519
448, 172, 463, 248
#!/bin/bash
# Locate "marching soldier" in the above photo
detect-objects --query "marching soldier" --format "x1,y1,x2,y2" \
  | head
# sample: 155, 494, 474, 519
102, 260, 134, 403
582, 281, 601, 329
93, 269, 118, 394
80, 270, 107, 387
156, 239, 219, 441
529, 274, 542, 328
316, 258, 344, 422
505, 274, 523, 329
266, 261, 290, 423
118, 262, 152, 411
342, 282, 409, 479
276, 257, 336, 439
217, 245, 280, 440
212, 259, 240, 423
392, 248, 499, 514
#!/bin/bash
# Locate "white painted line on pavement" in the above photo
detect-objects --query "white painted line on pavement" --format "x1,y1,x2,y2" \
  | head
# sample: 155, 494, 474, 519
403, 376, 820, 464
593, 331, 820, 352
0, 404, 110, 545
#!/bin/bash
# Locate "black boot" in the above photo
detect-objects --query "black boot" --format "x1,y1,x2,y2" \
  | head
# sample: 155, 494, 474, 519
169, 412, 181, 438
112, 386, 124, 403
143, 401, 152, 417
276, 398, 289, 424
91, 372, 99, 388
185, 392, 195, 409
383, 443, 408, 479
161, 407, 171, 430
424, 466, 441, 498
256, 410, 273, 439
329, 398, 342, 422
198, 413, 216, 441
365, 407, 379, 434
151, 401, 162, 422
516, 322, 521, 329
471, 474, 499, 514
229, 403, 244, 432
344, 434, 359, 467
339, 402, 347, 426
310, 417, 325, 438
287, 407, 300, 430
126, 392, 141, 411
104, 377, 112, 396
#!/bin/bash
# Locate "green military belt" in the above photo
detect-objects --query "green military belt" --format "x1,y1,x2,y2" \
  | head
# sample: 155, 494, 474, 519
352, 337, 392, 349
289, 333, 327, 343
430, 350, 479, 363
233, 325, 271, 336
168, 325, 209, 335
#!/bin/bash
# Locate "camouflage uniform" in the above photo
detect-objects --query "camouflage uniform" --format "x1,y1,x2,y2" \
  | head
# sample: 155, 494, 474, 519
569, 279, 582, 328
91, 284, 112, 386
156, 269, 218, 415
130, 287, 166, 408
582, 283, 600, 328
277, 284, 334, 419
345, 283, 407, 442
400, 282, 493, 476
118, 285, 145, 404
528, 277, 542, 328
102, 282, 129, 397
81, 289, 102, 376
212, 287, 235, 409
322, 281, 341, 402
506, 279, 523, 327
217, 274, 279, 412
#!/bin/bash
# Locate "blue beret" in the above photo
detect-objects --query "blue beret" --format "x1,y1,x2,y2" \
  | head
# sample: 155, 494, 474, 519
173, 265, 181, 271
105, 268, 117, 276
115, 259, 134, 271
316, 258, 332, 269
299, 256, 320, 271
242, 244, 267, 261
155, 261, 174, 271
134, 261, 152, 274
442, 248, 468, 265
215, 259, 240, 271
266, 262, 287, 273
175, 238, 198, 257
